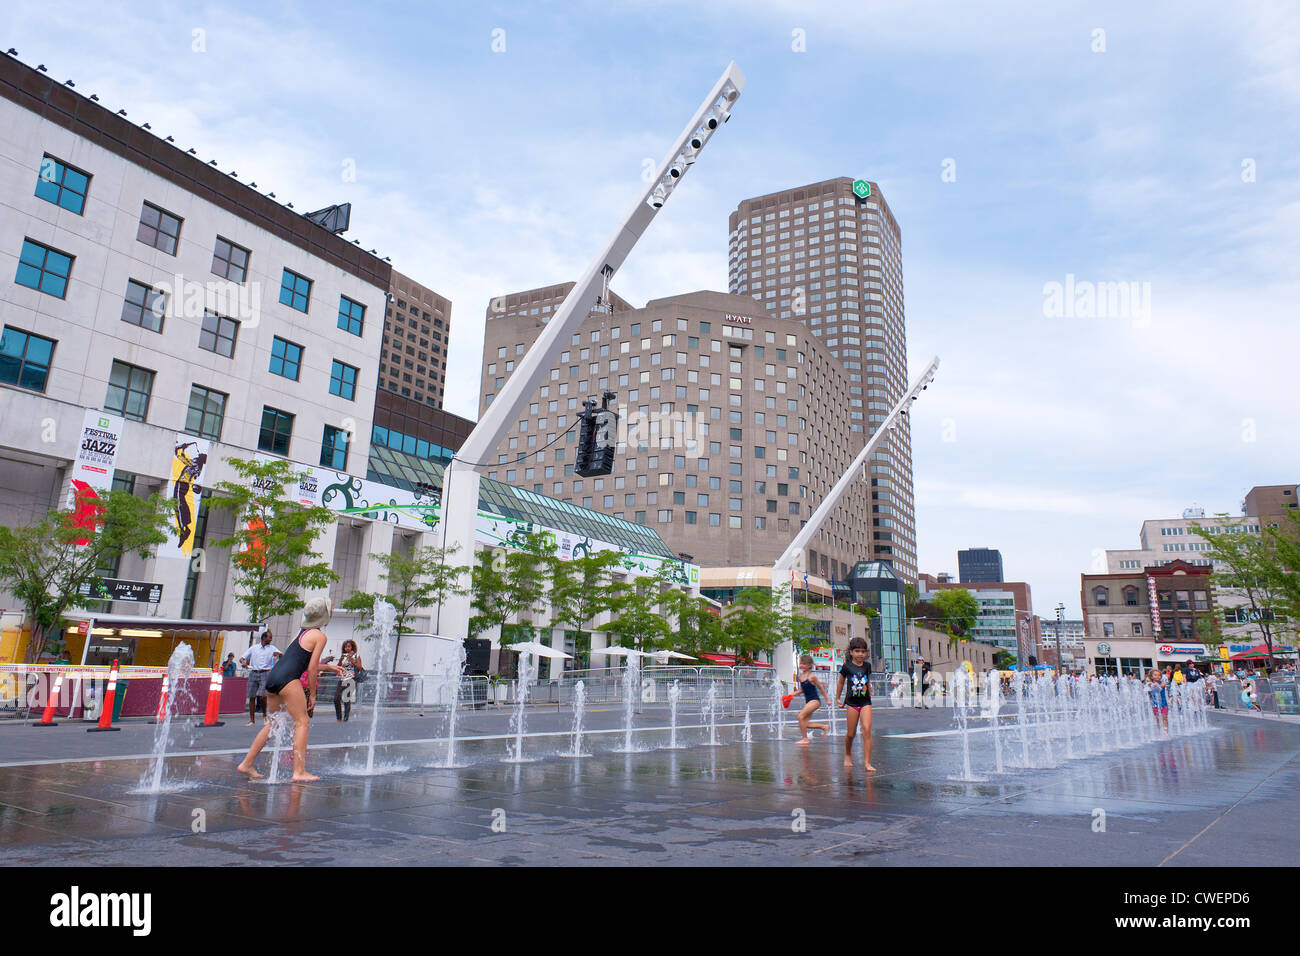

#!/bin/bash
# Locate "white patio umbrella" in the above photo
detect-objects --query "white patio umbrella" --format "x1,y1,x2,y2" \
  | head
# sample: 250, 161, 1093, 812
591, 646, 655, 658
506, 641, 573, 660
653, 650, 698, 662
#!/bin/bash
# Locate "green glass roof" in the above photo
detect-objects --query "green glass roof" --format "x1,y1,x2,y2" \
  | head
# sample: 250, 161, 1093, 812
367, 445, 675, 559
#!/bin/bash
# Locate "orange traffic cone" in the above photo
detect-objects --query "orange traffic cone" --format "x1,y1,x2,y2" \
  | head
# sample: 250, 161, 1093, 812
87, 659, 121, 732
150, 674, 170, 724
196, 668, 225, 727
33, 672, 65, 727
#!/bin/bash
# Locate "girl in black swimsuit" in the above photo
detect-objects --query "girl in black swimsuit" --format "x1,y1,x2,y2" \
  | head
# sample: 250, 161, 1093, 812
237, 598, 342, 782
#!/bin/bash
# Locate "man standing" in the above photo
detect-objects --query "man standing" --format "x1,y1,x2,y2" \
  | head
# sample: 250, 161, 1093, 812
239, 630, 280, 725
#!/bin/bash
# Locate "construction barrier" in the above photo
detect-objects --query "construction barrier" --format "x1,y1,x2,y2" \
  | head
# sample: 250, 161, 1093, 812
86, 659, 121, 733
33, 673, 64, 727
196, 668, 225, 727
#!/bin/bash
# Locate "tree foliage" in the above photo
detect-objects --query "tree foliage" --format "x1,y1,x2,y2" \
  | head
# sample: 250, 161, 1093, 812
1191, 516, 1297, 666
927, 589, 980, 642
341, 544, 468, 670
205, 457, 338, 625
721, 585, 820, 662
0, 488, 172, 662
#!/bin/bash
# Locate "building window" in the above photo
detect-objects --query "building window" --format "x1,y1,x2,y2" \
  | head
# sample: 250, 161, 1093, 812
211, 237, 250, 282
35, 155, 90, 214
105, 360, 154, 422
121, 280, 165, 332
199, 311, 239, 358
338, 295, 365, 336
1123, 587, 1138, 607
279, 268, 312, 312
329, 360, 358, 400
320, 425, 349, 470
15, 239, 73, 297
136, 202, 182, 254
1103, 622, 1115, 638
185, 385, 227, 441
269, 336, 303, 379
258, 407, 294, 455
1093, 587, 1109, 607
0, 326, 56, 392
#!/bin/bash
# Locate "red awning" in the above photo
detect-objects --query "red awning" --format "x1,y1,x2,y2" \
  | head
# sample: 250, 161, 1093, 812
700, 653, 771, 667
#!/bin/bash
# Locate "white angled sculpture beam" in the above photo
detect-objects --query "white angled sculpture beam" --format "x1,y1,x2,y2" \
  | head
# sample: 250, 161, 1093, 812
769, 356, 940, 680
437, 63, 746, 640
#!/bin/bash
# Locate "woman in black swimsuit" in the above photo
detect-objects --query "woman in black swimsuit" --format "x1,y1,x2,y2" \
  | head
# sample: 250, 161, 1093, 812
237, 597, 340, 782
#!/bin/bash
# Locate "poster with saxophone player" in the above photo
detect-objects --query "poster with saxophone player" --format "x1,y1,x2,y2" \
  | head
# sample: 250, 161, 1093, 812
159, 435, 210, 560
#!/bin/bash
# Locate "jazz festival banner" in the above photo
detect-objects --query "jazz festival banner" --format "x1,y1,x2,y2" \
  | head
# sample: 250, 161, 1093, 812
67, 409, 123, 544
158, 435, 209, 560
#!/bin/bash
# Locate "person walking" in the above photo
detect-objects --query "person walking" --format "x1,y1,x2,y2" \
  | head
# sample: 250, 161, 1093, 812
327, 640, 364, 722
836, 637, 876, 771
793, 654, 831, 745
237, 598, 336, 782
240, 630, 281, 725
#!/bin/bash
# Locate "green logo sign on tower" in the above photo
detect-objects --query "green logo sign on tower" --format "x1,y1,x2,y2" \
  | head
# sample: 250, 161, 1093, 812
852, 179, 871, 199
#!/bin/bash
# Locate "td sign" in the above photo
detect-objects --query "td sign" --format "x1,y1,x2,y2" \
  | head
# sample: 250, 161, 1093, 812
852, 179, 871, 199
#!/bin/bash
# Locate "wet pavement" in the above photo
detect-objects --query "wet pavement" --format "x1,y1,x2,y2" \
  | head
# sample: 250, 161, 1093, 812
0, 708, 1295, 865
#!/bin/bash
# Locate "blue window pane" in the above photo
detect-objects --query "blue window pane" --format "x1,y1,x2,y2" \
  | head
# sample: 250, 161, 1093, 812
24, 336, 52, 365
15, 263, 42, 289
34, 177, 60, 204
416, 439, 429, 459
45, 251, 71, 275
63, 168, 89, 194
373, 426, 387, 446
402, 434, 416, 455
19, 241, 45, 266
41, 274, 67, 297
0, 329, 24, 358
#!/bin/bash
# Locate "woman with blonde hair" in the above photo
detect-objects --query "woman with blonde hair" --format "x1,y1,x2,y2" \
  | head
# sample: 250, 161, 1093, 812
237, 597, 342, 781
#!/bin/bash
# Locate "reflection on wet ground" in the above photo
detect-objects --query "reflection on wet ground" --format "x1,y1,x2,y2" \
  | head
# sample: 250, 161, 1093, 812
1, 711, 1294, 865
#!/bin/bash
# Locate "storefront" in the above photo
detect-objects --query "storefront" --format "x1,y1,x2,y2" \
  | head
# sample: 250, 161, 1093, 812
61, 611, 266, 671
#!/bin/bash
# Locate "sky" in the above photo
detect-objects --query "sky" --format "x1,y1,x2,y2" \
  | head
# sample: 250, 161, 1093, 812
6, 0, 1297, 616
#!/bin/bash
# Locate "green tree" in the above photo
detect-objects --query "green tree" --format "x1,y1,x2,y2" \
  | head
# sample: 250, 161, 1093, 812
0, 488, 172, 663
664, 589, 726, 657
605, 573, 672, 652
205, 457, 339, 625
992, 649, 1016, 670
341, 545, 468, 670
548, 549, 624, 668
1264, 510, 1300, 629
1192, 516, 1293, 667
469, 532, 555, 675
722, 585, 819, 663
928, 589, 980, 642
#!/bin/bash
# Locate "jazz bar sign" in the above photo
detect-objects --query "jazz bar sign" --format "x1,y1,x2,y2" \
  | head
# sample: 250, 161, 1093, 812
77, 578, 163, 604
725, 313, 753, 325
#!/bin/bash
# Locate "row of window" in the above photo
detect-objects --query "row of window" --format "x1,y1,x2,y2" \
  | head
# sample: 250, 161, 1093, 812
26, 153, 370, 336
2, 319, 358, 400
1, 327, 351, 468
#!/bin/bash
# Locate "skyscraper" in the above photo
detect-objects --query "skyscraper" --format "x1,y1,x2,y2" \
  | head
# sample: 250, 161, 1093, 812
378, 270, 452, 408
727, 177, 916, 584
958, 547, 1005, 583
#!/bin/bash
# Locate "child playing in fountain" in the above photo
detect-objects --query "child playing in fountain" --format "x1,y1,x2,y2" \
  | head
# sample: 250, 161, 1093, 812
836, 637, 876, 771
237, 598, 344, 782
794, 654, 831, 745
1147, 670, 1169, 733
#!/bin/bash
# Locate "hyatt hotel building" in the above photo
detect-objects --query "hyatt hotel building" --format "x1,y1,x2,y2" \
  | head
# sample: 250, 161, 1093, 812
479, 289, 873, 576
